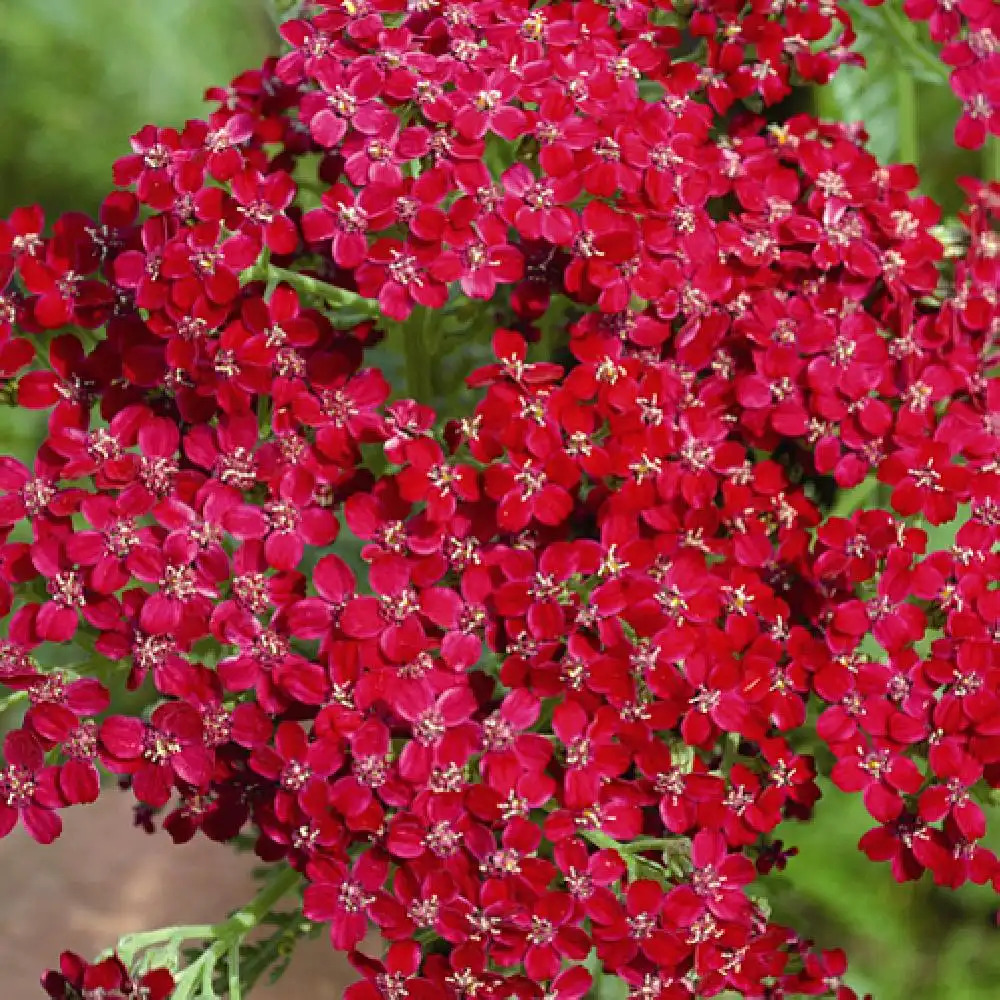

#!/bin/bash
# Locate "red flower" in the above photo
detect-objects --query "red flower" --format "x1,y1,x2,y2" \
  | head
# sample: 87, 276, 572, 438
99, 703, 213, 807
590, 878, 685, 970
249, 720, 343, 813
355, 238, 449, 319
303, 851, 388, 951
0, 729, 63, 844
225, 167, 299, 255
42, 951, 174, 1000
453, 68, 528, 142
501, 164, 581, 246
510, 891, 590, 981
345, 941, 438, 1000
302, 182, 394, 267
663, 830, 756, 925
430, 223, 524, 300
879, 442, 970, 524
344, 111, 430, 188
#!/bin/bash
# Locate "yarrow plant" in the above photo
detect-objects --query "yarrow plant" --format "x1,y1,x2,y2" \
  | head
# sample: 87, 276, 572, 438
0, 0, 996, 997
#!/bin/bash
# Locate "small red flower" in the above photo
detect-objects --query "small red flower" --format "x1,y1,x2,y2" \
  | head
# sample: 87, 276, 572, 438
0, 729, 63, 844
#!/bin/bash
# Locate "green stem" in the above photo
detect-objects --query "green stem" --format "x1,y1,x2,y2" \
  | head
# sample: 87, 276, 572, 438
831, 474, 882, 519
265, 0, 309, 28
122, 864, 302, 996
116, 924, 217, 967
257, 394, 273, 438
402, 307, 434, 402
626, 837, 683, 853
896, 66, 919, 167
985, 135, 1000, 184
228, 942, 242, 1000
812, 78, 840, 124
223, 863, 303, 937
247, 262, 381, 319
0, 690, 28, 716
578, 829, 673, 884
880, 8, 949, 84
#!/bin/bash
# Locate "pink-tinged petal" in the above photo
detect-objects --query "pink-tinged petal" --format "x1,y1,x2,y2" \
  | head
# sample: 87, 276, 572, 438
955, 799, 986, 841
302, 208, 335, 243
627, 879, 665, 917
100, 716, 146, 758
299, 508, 338, 546
888, 756, 925, 795
274, 720, 308, 761
368, 554, 410, 597
287, 598, 332, 639
133, 762, 174, 807
224, 505, 268, 539
420, 588, 463, 628
536, 486, 572, 525
342, 494, 381, 538
217, 657, 257, 693
661, 885, 702, 925
333, 231, 368, 269
441, 632, 481, 670
497, 492, 530, 532
5, 729, 45, 768
311, 110, 348, 148
265, 531, 303, 571
0, 804, 17, 839
552, 966, 592, 1000
330, 910, 369, 951
385, 814, 426, 859
90, 559, 130, 595
341, 596, 384, 638
64, 531, 106, 564
527, 600, 564, 640
265, 217, 299, 256
381, 620, 427, 663
26, 704, 78, 743
0, 494, 26, 525
140, 594, 181, 634
525, 944, 561, 982
0, 458, 30, 491
22, 804, 62, 845
35, 766, 72, 810
173, 745, 214, 787
583, 889, 622, 926
60, 759, 100, 804
863, 782, 904, 824
314, 554, 355, 603
231, 703, 272, 748
36, 604, 78, 643
138, 416, 179, 458
302, 883, 342, 922
691, 830, 725, 869
275, 658, 327, 705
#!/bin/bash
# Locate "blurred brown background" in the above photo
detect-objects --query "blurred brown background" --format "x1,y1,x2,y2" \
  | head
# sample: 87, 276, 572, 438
0, 796, 351, 998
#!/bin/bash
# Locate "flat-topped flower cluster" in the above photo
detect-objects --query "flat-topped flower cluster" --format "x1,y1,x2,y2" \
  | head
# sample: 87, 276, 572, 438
0, 1, 995, 998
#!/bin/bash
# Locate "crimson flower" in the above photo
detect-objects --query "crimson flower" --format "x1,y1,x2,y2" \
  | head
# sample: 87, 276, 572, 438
42, 951, 174, 1000
303, 851, 389, 951
0, 729, 63, 844
99, 703, 213, 807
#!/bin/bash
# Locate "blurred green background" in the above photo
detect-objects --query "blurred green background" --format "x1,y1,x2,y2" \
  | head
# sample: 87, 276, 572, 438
0, 2, 997, 999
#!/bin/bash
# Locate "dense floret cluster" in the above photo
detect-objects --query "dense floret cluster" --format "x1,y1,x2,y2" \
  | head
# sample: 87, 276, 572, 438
0, 1, 997, 998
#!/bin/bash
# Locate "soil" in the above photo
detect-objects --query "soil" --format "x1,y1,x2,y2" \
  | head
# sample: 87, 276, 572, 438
0, 794, 354, 998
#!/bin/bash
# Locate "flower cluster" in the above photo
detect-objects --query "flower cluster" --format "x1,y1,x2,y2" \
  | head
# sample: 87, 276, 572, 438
41, 950, 174, 1000
0, 0, 995, 997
